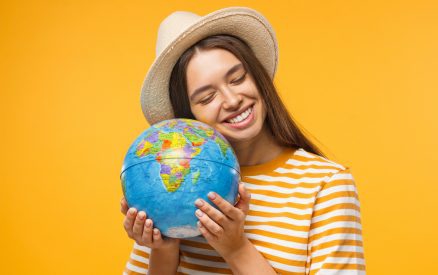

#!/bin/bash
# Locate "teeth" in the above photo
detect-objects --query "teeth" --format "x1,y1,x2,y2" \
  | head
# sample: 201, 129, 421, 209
227, 107, 252, 124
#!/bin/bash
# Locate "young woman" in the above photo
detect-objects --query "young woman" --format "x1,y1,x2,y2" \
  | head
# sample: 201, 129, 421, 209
121, 7, 365, 274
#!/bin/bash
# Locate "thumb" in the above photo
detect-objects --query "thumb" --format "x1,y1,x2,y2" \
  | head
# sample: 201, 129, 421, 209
120, 196, 129, 215
235, 182, 251, 214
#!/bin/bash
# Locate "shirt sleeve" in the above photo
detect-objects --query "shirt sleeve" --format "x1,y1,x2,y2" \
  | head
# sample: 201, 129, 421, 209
123, 243, 150, 275
307, 168, 366, 275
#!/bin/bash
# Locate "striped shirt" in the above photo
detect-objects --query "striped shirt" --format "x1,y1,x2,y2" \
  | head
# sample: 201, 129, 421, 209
124, 148, 365, 274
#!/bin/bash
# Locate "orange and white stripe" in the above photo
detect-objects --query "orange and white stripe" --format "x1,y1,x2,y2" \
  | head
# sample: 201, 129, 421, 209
124, 148, 365, 274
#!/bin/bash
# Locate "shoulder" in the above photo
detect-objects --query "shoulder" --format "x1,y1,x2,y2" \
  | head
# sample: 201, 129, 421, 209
289, 148, 347, 172
241, 147, 354, 188
285, 148, 354, 184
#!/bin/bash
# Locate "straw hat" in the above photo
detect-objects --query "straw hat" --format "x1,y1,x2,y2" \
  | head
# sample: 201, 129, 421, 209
140, 7, 278, 125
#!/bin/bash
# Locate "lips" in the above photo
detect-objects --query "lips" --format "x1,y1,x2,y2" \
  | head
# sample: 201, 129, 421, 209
223, 105, 253, 123
222, 105, 255, 130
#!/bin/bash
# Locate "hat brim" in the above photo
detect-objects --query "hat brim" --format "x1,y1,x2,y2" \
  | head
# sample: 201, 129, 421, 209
140, 7, 278, 125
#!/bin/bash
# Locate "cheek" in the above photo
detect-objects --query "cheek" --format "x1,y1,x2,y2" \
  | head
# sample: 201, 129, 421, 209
194, 113, 207, 123
258, 103, 268, 125
190, 105, 219, 125
239, 82, 260, 101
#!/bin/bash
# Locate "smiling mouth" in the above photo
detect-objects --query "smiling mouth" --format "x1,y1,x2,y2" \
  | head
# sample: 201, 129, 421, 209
225, 106, 253, 124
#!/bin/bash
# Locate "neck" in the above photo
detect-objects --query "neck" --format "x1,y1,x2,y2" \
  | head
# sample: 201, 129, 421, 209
230, 124, 286, 166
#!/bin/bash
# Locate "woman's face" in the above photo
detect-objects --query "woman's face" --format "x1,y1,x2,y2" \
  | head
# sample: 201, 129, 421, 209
186, 48, 267, 145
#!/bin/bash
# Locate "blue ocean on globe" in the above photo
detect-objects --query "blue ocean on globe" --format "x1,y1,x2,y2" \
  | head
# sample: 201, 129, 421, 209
120, 119, 240, 238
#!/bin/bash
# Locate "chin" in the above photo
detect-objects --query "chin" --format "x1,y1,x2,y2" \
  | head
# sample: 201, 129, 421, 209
223, 127, 263, 145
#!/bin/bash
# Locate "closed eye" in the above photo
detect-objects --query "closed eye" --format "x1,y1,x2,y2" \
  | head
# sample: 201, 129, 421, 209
231, 73, 247, 84
199, 93, 216, 105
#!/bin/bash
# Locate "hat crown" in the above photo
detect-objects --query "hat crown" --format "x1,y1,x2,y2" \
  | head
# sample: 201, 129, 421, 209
156, 11, 200, 57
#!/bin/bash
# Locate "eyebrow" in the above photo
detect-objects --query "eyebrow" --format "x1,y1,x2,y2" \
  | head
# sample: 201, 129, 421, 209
189, 63, 244, 101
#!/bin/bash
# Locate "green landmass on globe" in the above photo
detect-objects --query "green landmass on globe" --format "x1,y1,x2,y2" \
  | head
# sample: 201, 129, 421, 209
134, 119, 231, 192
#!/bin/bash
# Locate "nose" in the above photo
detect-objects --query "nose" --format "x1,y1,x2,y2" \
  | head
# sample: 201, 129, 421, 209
221, 87, 243, 110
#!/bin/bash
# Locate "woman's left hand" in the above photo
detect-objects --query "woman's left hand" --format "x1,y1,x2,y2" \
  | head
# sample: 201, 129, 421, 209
194, 182, 251, 259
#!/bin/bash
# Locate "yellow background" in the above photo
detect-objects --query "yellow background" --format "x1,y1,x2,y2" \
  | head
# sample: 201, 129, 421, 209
1, 0, 437, 274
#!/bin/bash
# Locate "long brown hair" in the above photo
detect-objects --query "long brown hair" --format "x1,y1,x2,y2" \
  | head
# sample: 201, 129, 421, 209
169, 35, 325, 157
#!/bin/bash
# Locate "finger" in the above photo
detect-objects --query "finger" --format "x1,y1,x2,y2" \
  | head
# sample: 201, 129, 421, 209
207, 192, 240, 220
120, 197, 129, 215
235, 183, 251, 215
123, 208, 137, 238
152, 228, 164, 246
196, 209, 223, 237
140, 219, 153, 245
197, 221, 215, 241
132, 211, 147, 240
195, 198, 227, 226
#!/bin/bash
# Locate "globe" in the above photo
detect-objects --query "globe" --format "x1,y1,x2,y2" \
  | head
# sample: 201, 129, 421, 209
120, 118, 240, 238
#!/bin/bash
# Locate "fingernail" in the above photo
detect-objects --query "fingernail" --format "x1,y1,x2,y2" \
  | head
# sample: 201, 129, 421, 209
153, 228, 159, 235
146, 219, 152, 227
207, 192, 216, 200
129, 208, 136, 215
138, 212, 145, 219
195, 209, 203, 217
195, 199, 204, 207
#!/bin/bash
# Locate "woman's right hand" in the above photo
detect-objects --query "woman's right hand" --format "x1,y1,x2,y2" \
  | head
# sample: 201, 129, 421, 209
120, 197, 180, 249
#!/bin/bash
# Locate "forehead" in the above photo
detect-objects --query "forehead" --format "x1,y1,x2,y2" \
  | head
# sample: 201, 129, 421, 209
186, 48, 243, 89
